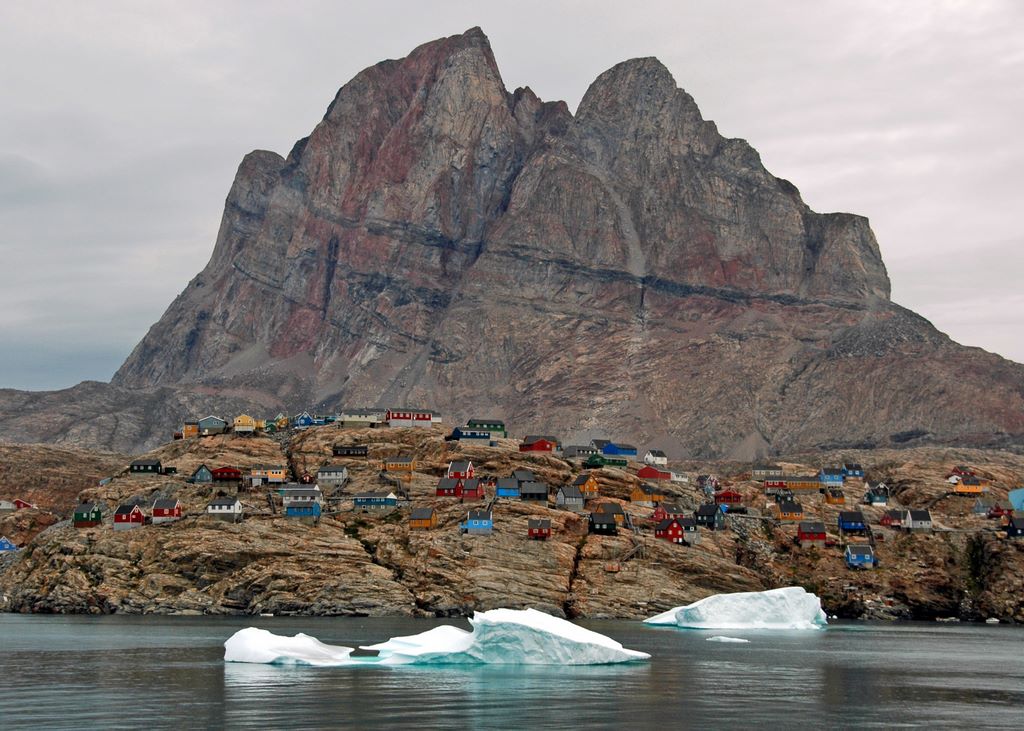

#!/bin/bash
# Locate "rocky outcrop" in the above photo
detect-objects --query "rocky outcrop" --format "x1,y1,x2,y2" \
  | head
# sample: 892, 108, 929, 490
2, 27, 1024, 457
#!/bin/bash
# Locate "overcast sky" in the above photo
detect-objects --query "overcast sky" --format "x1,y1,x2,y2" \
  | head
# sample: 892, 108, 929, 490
1, 0, 1021, 390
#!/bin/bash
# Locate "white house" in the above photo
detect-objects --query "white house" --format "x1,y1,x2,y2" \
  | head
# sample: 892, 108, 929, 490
207, 497, 243, 523
902, 509, 933, 532
670, 472, 689, 484
385, 409, 440, 428
316, 464, 349, 487
644, 449, 669, 466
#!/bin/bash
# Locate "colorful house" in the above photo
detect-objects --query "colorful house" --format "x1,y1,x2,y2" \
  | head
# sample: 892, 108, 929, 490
584, 454, 628, 469
837, 511, 867, 533
0, 500, 15, 513
563, 445, 600, 460
207, 497, 243, 522
630, 483, 665, 507
845, 544, 877, 569
556, 485, 585, 511
409, 507, 437, 530
437, 478, 463, 497
973, 498, 994, 515
333, 444, 369, 458
129, 459, 162, 475
948, 465, 976, 479
520, 436, 557, 453
494, 478, 519, 499
528, 518, 551, 540
191, 464, 213, 483
181, 421, 199, 439
842, 463, 865, 479
0, 536, 17, 552
353, 491, 399, 512
250, 465, 288, 485
447, 460, 475, 480
572, 472, 600, 497
282, 487, 323, 509
600, 441, 637, 458
589, 511, 618, 535
385, 408, 439, 428
285, 498, 323, 519
460, 479, 485, 501
637, 465, 672, 481
292, 411, 315, 429
233, 414, 256, 433
113, 504, 145, 531
864, 484, 890, 506
197, 415, 228, 435
652, 502, 686, 522
774, 501, 804, 522
597, 502, 627, 525
151, 498, 182, 524
643, 449, 669, 466
317, 464, 349, 487
461, 509, 493, 535
797, 521, 827, 548
336, 408, 386, 428
695, 503, 727, 530
212, 466, 242, 482
446, 427, 493, 444
825, 488, 845, 506
902, 509, 933, 532
73, 502, 103, 528
765, 475, 820, 493
954, 476, 988, 495
520, 482, 549, 502
819, 468, 845, 487
714, 489, 743, 506
383, 456, 416, 473
513, 469, 537, 485
466, 418, 506, 437
880, 509, 905, 527
1004, 516, 1024, 538
655, 516, 698, 545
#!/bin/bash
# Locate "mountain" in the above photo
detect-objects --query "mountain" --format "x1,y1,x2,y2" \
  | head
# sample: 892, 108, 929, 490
4, 27, 1024, 457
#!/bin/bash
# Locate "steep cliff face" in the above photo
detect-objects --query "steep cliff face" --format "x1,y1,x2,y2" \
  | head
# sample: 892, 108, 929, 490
10, 27, 1022, 457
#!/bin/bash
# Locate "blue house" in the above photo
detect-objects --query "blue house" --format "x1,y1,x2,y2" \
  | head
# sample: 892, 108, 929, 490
461, 509, 493, 535
292, 411, 315, 429
353, 491, 398, 512
446, 427, 492, 444
0, 536, 17, 552
819, 468, 845, 487
286, 502, 322, 518
863, 483, 890, 506
842, 463, 865, 479
197, 415, 228, 435
601, 441, 638, 457
845, 544, 877, 569
495, 477, 520, 499
837, 510, 867, 533
191, 464, 213, 483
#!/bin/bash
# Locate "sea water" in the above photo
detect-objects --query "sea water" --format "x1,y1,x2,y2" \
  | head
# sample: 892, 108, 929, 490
0, 614, 1020, 729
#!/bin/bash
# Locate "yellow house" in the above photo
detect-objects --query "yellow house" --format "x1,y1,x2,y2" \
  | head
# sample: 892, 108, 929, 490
254, 418, 267, 432
825, 488, 845, 505
630, 483, 666, 506
275, 414, 290, 430
383, 456, 416, 473
954, 477, 988, 495
774, 500, 804, 521
181, 422, 199, 439
233, 414, 256, 433
573, 472, 600, 496
250, 465, 288, 483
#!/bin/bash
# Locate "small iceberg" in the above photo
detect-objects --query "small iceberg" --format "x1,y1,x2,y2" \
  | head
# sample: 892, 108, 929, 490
706, 635, 750, 643
225, 608, 649, 666
645, 587, 827, 630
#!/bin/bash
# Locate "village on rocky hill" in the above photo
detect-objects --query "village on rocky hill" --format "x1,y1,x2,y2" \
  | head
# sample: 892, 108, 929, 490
1, 407, 1022, 622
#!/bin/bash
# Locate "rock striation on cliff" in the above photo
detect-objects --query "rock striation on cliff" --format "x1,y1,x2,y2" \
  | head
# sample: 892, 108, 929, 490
2, 27, 1023, 457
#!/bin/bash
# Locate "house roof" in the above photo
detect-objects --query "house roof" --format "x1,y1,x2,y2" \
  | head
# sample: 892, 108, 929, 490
778, 501, 802, 513
192, 464, 211, 473
282, 488, 322, 498
799, 521, 827, 534
528, 518, 551, 529
513, 469, 536, 481
354, 491, 397, 500
655, 518, 679, 530
76, 502, 100, 513
839, 511, 865, 522
496, 477, 519, 490
596, 502, 624, 515
646, 449, 668, 458
467, 509, 492, 521
828, 488, 845, 497
448, 461, 472, 471
437, 478, 461, 490
114, 504, 141, 515
461, 478, 482, 490
884, 509, 905, 520
572, 473, 594, 486
559, 485, 583, 499
385, 456, 415, 464
659, 503, 685, 514
520, 482, 548, 496
820, 467, 845, 476
131, 459, 161, 466
152, 498, 179, 510
590, 439, 611, 449
695, 503, 721, 516
847, 544, 875, 557
843, 463, 863, 470
522, 435, 558, 445
410, 508, 435, 521
251, 464, 286, 470
590, 512, 617, 525
318, 464, 349, 473
467, 418, 505, 426
908, 509, 932, 521
208, 497, 239, 508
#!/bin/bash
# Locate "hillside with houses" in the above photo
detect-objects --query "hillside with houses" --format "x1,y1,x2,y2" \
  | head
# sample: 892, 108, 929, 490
1, 409, 1022, 621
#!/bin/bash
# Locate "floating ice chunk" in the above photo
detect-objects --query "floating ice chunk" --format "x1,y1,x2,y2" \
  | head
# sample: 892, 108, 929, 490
224, 608, 649, 666
706, 635, 750, 643
645, 587, 827, 630
224, 627, 355, 666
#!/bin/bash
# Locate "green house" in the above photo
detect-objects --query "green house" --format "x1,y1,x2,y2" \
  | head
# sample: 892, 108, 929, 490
73, 502, 103, 528
584, 454, 628, 468
467, 419, 507, 438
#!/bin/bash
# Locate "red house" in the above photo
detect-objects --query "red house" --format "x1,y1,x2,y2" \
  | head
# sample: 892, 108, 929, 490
436, 477, 463, 497
212, 466, 243, 482
520, 436, 557, 453
447, 460, 475, 480
528, 518, 551, 540
113, 504, 145, 531
948, 465, 976, 478
797, 521, 827, 548
655, 517, 696, 544
152, 498, 182, 524
880, 509, 904, 527
714, 489, 743, 506
13, 498, 35, 510
637, 465, 671, 480
460, 478, 485, 501
652, 503, 686, 522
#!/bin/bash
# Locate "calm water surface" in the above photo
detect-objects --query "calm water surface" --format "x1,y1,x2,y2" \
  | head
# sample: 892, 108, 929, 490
0, 614, 1020, 729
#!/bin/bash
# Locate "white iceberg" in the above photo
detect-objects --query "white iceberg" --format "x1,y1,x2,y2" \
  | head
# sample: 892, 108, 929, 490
706, 635, 750, 643
224, 608, 650, 666
644, 587, 827, 630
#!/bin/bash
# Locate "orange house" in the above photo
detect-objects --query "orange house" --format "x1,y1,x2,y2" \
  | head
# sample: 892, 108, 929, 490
409, 507, 437, 530
630, 483, 665, 506
774, 500, 804, 522
825, 488, 845, 505
572, 472, 600, 497
181, 422, 199, 439
954, 476, 989, 495
383, 456, 416, 473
